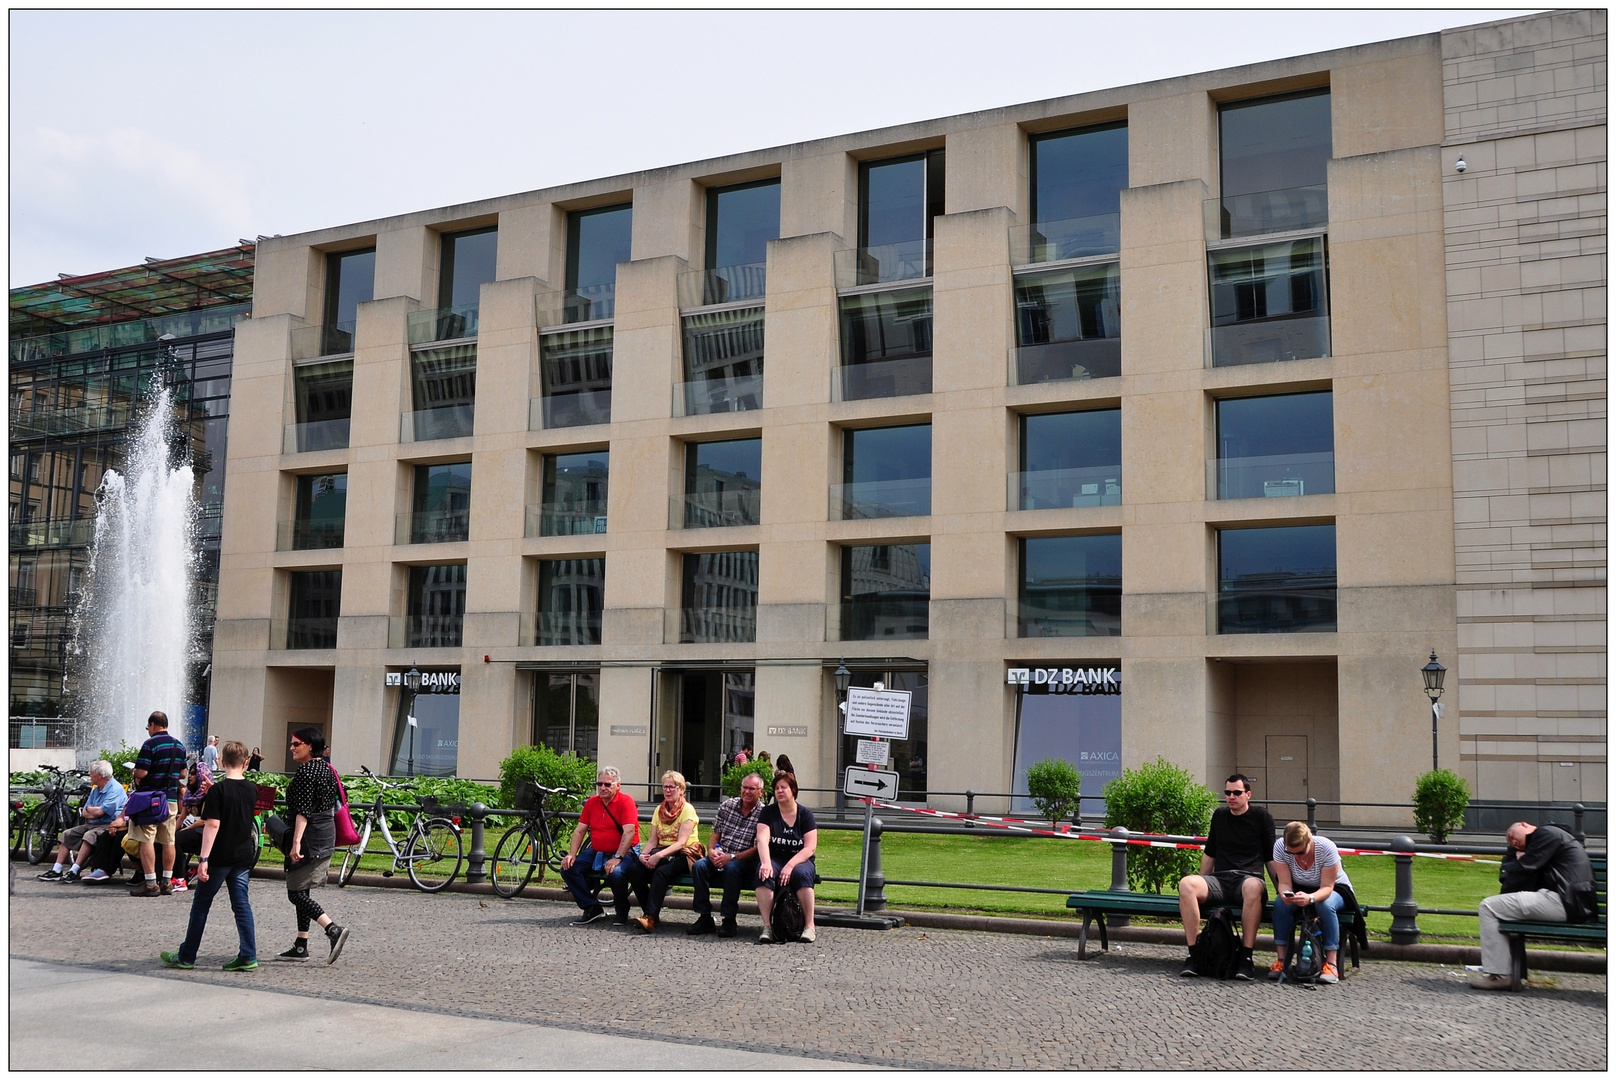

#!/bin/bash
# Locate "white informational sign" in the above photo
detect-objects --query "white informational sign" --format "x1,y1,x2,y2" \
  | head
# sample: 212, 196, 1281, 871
843, 686, 912, 739
855, 739, 891, 767
843, 766, 901, 801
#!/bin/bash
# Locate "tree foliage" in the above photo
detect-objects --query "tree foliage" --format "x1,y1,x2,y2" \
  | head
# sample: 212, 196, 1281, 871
1103, 757, 1218, 894
721, 759, 774, 799
1025, 758, 1082, 827
1413, 768, 1471, 843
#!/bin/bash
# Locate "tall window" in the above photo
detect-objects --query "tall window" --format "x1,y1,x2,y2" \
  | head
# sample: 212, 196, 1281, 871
841, 544, 930, 640
288, 473, 346, 550
537, 558, 604, 646
1013, 264, 1121, 383
406, 462, 471, 544
703, 180, 779, 302
1216, 391, 1334, 499
407, 345, 477, 440
1217, 524, 1336, 634
286, 570, 341, 649
439, 227, 498, 308
565, 204, 633, 322
1217, 89, 1331, 238
536, 451, 608, 536
1208, 237, 1328, 367
322, 248, 375, 354
682, 438, 761, 528
1027, 122, 1127, 260
290, 359, 351, 452
860, 151, 945, 258
838, 288, 933, 399
1017, 409, 1121, 509
538, 327, 613, 428
840, 424, 931, 519
1019, 534, 1122, 637
680, 550, 759, 643
406, 563, 467, 647
536, 672, 600, 759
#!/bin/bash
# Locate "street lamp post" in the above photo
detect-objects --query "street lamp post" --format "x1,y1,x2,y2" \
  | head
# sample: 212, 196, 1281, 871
403, 663, 423, 776
1421, 651, 1446, 772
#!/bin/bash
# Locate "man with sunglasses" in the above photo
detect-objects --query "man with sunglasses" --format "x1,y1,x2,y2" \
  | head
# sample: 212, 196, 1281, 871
1177, 774, 1276, 980
559, 766, 641, 925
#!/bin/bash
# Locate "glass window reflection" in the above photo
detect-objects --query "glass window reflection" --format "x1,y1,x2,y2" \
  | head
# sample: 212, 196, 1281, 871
1020, 409, 1121, 509
1020, 534, 1122, 637
707, 180, 780, 270
842, 424, 931, 518
1217, 524, 1336, 634
537, 559, 604, 646
1216, 391, 1334, 499
841, 544, 930, 640
440, 228, 498, 308
1030, 122, 1127, 251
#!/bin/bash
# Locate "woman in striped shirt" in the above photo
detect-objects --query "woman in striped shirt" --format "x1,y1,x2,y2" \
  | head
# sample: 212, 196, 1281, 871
1270, 821, 1352, 983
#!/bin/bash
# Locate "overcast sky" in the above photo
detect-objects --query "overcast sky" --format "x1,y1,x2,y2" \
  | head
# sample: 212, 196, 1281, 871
10, 7, 1537, 287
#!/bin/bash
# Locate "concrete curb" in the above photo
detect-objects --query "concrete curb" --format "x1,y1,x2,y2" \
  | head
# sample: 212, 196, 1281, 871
248, 865, 1605, 973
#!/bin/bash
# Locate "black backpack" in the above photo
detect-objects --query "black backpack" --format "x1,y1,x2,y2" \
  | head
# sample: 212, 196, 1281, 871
1190, 908, 1240, 979
771, 881, 806, 943
1282, 905, 1327, 984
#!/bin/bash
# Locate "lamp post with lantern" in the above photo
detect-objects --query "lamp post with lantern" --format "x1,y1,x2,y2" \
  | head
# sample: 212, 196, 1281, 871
1422, 651, 1446, 772
403, 663, 423, 776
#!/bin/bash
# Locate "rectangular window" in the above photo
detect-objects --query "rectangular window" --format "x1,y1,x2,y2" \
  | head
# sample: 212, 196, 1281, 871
1013, 263, 1120, 383
839, 669, 928, 797
287, 473, 346, 550
861, 151, 944, 251
1017, 409, 1121, 509
1208, 237, 1328, 367
565, 204, 633, 322
322, 248, 375, 354
702, 179, 779, 303
407, 344, 477, 440
679, 307, 764, 415
406, 563, 467, 647
537, 558, 604, 646
536, 451, 609, 536
682, 438, 761, 528
838, 287, 933, 399
1216, 391, 1334, 499
536, 672, 600, 759
841, 544, 930, 640
1217, 89, 1331, 238
537, 327, 613, 428
1020, 534, 1122, 637
390, 678, 459, 777
439, 227, 498, 309
1217, 524, 1336, 634
286, 570, 341, 649
289, 359, 352, 452
679, 551, 759, 643
840, 424, 931, 519
1026, 122, 1127, 261
404, 462, 471, 544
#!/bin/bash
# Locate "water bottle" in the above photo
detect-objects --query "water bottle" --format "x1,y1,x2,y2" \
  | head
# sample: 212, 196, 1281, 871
1299, 936, 1312, 967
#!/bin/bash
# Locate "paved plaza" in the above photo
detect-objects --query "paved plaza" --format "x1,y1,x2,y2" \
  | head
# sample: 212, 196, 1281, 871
7, 874, 1607, 1070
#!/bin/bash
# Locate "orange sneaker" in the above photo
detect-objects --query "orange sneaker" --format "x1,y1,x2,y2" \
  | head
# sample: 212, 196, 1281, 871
1267, 959, 1285, 981
1318, 962, 1339, 984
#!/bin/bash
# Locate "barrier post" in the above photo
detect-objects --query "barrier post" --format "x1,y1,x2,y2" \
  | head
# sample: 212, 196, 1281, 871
1108, 827, 1130, 927
1389, 834, 1420, 945
464, 803, 487, 884
1573, 803, 1586, 847
866, 816, 888, 911
964, 789, 976, 828
1307, 797, 1317, 832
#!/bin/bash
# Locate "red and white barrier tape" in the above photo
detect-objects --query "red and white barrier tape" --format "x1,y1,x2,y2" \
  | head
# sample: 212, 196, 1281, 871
864, 799, 1501, 862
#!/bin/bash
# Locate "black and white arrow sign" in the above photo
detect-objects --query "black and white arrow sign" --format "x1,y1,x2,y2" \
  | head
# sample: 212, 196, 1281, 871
843, 766, 901, 801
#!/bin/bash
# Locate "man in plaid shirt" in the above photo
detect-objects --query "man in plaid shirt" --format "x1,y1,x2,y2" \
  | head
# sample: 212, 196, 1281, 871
687, 772, 766, 937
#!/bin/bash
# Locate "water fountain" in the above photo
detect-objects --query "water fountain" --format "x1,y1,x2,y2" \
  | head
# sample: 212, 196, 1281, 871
69, 385, 199, 755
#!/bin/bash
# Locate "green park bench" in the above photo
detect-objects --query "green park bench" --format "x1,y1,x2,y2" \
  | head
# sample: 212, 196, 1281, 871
1497, 854, 1606, 990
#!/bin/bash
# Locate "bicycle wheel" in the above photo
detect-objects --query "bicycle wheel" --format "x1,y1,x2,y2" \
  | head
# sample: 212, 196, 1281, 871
25, 805, 59, 864
489, 824, 540, 899
338, 818, 373, 887
405, 818, 462, 892
23, 820, 47, 864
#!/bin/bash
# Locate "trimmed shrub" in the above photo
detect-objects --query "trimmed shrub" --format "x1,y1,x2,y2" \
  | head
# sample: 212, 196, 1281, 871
1413, 768, 1471, 843
498, 744, 597, 813
1103, 757, 1218, 894
721, 759, 774, 799
1025, 758, 1082, 827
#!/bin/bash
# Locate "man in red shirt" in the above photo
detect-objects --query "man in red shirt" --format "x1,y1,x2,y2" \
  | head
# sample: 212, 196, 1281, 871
559, 766, 641, 925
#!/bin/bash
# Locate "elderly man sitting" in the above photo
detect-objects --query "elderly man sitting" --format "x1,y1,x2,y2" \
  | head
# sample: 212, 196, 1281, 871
38, 760, 127, 884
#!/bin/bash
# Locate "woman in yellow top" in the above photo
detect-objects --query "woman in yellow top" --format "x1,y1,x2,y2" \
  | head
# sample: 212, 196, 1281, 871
630, 770, 700, 932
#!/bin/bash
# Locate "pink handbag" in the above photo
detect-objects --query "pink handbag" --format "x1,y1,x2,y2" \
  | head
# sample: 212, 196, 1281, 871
330, 764, 361, 847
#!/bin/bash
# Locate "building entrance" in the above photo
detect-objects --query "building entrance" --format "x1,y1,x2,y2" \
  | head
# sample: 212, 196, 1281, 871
668, 670, 754, 801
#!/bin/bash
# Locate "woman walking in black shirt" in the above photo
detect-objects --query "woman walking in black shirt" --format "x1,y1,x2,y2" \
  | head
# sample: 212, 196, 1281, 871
277, 727, 350, 963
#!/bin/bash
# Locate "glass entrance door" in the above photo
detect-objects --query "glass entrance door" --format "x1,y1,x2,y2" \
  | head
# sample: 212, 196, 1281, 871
674, 670, 754, 801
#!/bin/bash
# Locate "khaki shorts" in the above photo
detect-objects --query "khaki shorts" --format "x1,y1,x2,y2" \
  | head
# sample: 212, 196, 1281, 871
127, 806, 179, 846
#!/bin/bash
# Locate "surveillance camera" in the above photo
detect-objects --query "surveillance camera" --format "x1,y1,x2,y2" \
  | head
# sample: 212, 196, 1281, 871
1455, 157, 1467, 173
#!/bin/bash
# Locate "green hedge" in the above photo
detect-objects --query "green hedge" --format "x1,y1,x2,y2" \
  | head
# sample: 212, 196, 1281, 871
1103, 757, 1217, 894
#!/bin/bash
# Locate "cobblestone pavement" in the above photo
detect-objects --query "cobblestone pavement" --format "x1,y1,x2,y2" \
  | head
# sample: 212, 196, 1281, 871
8, 876, 1607, 1070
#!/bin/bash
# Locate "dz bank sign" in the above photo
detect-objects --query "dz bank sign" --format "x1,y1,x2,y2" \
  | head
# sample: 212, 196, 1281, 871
1007, 667, 1120, 695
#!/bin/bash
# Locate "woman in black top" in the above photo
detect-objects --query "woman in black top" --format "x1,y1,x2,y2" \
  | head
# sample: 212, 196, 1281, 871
754, 771, 818, 943
247, 747, 262, 772
277, 727, 349, 964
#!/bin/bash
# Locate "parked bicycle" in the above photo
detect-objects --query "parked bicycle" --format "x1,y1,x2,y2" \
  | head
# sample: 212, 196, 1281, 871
488, 780, 576, 899
337, 766, 464, 892
22, 765, 90, 864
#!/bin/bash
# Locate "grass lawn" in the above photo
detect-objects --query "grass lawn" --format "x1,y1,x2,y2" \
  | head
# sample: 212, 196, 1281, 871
312, 822, 1510, 942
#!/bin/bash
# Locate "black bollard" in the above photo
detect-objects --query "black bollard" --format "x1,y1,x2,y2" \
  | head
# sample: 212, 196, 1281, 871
1389, 834, 1420, 945
1573, 803, 1586, 847
1307, 797, 1317, 831
464, 803, 487, 884
865, 816, 888, 911
965, 789, 976, 828
1108, 827, 1130, 926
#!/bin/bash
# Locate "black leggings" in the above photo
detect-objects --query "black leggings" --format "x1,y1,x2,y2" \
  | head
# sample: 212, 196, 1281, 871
289, 889, 325, 932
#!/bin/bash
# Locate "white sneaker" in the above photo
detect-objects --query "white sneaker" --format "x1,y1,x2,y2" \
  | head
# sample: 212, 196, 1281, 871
799, 926, 816, 943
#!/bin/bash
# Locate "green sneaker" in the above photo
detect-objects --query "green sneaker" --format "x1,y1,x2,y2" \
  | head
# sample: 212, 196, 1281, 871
159, 951, 194, 970
222, 956, 259, 972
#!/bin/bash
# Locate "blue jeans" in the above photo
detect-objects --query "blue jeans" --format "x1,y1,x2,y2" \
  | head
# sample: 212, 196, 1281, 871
758, 859, 816, 892
560, 849, 613, 911
178, 865, 256, 964
691, 854, 759, 920
1272, 889, 1345, 953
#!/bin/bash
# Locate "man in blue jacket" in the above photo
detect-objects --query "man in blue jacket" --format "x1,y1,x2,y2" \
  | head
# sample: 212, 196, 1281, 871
37, 760, 126, 883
